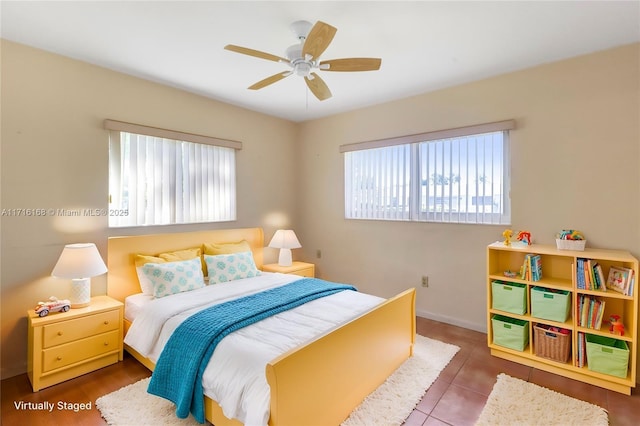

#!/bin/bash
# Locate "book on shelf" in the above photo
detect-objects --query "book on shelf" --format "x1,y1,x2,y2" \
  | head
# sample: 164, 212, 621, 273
577, 294, 606, 329
584, 259, 593, 290
576, 332, 586, 368
594, 262, 606, 292
576, 259, 607, 291
606, 266, 634, 295
520, 254, 542, 282
576, 259, 585, 289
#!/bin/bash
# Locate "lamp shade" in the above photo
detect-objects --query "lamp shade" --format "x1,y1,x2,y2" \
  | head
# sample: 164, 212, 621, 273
268, 230, 302, 249
52, 243, 107, 279
268, 230, 301, 267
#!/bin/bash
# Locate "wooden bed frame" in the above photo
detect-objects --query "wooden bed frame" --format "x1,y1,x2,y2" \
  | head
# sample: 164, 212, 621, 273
107, 227, 416, 426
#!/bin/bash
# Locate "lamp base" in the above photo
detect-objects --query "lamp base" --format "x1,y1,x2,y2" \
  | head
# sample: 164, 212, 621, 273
278, 248, 293, 267
70, 278, 91, 308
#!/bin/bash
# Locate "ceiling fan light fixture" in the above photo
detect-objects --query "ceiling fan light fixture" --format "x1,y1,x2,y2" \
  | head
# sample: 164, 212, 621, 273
295, 62, 311, 77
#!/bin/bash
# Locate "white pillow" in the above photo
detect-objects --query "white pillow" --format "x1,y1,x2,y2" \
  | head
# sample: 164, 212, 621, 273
135, 267, 155, 295
134, 248, 202, 295
142, 258, 205, 298
204, 251, 261, 284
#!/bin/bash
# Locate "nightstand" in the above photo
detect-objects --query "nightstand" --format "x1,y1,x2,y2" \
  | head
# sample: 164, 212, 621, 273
27, 295, 123, 391
262, 261, 315, 277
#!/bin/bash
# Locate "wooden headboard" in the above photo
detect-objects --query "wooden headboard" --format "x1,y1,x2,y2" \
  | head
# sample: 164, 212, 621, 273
107, 227, 264, 303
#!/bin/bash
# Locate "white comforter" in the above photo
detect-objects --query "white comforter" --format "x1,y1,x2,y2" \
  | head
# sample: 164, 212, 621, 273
124, 273, 383, 426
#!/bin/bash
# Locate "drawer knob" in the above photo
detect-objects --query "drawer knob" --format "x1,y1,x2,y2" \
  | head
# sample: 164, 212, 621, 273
104, 342, 109, 346
103, 321, 109, 325
57, 331, 63, 336
56, 356, 62, 361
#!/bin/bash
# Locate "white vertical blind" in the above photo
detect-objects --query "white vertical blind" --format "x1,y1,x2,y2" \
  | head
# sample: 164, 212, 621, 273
109, 132, 236, 227
344, 144, 411, 220
345, 130, 510, 224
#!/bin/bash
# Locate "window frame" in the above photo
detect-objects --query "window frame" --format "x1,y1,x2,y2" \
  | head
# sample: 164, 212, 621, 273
105, 120, 242, 228
341, 120, 514, 225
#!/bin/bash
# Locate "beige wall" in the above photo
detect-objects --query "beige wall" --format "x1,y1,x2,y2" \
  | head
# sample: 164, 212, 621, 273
2, 40, 640, 382
296, 44, 640, 377
0, 40, 298, 378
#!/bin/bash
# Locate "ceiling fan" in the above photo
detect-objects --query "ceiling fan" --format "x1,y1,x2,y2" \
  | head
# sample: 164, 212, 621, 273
224, 20, 382, 101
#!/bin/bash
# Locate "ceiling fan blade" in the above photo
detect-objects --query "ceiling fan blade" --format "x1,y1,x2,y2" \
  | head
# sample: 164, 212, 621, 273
319, 58, 382, 72
302, 21, 337, 60
248, 72, 292, 90
224, 45, 290, 64
305, 72, 332, 101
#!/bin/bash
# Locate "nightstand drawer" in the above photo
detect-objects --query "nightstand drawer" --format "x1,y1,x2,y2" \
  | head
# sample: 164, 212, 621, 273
42, 330, 120, 372
294, 266, 315, 277
43, 310, 119, 348
262, 262, 315, 277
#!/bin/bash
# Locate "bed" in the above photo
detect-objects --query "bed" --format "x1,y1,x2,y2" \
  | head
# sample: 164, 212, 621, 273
107, 227, 416, 426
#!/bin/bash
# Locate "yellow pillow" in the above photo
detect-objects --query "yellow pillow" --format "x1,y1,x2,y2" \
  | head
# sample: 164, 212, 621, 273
134, 254, 165, 268
134, 248, 201, 267
203, 240, 251, 255
159, 247, 201, 262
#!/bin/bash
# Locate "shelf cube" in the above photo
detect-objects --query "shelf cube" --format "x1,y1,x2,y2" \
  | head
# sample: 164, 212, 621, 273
586, 334, 629, 378
492, 281, 527, 315
531, 286, 570, 323
534, 324, 571, 363
492, 314, 529, 351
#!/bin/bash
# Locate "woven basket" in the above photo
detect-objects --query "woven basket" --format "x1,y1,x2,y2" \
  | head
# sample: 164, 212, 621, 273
534, 324, 571, 363
556, 239, 586, 251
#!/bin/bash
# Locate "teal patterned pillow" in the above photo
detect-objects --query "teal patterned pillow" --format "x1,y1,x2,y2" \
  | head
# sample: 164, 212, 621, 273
204, 251, 261, 284
142, 258, 205, 298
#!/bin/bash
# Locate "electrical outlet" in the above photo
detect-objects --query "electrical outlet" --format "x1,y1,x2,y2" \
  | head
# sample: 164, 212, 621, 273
316, 249, 322, 259
421, 276, 429, 287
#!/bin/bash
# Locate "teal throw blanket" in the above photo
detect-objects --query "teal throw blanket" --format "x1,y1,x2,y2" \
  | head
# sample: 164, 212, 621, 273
147, 278, 356, 423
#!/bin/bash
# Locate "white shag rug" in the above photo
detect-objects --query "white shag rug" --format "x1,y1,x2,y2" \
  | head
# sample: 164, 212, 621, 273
342, 334, 459, 426
96, 335, 459, 426
96, 377, 200, 425
475, 373, 609, 426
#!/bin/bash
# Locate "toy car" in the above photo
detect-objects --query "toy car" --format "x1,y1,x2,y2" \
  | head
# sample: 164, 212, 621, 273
35, 296, 71, 317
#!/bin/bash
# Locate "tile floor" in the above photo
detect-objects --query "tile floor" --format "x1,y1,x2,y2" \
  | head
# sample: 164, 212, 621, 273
408, 317, 640, 426
2, 317, 639, 425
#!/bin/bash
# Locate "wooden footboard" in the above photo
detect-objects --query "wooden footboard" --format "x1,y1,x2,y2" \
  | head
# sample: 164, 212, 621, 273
266, 288, 416, 426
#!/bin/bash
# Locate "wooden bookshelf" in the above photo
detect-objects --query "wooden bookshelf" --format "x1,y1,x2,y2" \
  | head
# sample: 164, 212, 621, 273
487, 242, 638, 394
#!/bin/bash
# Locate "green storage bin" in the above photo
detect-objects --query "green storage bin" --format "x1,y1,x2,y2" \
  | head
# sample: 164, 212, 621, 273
531, 287, 570, 323
492, 314, 529, 351
586, 334, 629, 378
492, 281, 527, 315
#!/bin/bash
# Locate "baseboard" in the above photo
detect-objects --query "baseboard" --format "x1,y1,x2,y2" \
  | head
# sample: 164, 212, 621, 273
416, 309, 487, 334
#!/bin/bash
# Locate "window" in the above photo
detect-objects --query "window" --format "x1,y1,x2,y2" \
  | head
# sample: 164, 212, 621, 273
343, 121, 514, 225
106, 120, 241, 227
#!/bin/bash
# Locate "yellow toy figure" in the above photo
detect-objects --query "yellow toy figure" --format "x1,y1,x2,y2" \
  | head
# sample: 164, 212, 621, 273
502, 229, 513, 247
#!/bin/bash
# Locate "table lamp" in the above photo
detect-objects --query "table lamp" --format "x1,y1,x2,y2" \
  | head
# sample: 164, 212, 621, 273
268, 230, 301, 267
52, 243, 108, 308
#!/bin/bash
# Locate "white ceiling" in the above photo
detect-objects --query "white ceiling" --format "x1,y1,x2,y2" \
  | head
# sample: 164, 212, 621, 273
2, 1, 639, 122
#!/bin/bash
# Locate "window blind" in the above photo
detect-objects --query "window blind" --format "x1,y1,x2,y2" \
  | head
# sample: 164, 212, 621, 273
344, 122, 512, 224
107, 122, 238, 227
